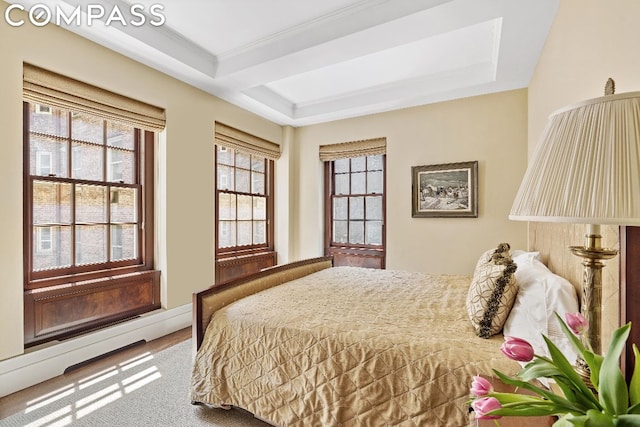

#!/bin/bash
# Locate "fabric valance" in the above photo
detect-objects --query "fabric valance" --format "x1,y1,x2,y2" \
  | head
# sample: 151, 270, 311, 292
215, 122, 281, 160
23, 63, 166, 132
319, 137, 386, 161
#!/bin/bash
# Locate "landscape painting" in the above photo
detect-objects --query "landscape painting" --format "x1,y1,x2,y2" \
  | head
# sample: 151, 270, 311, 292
411, 161, 478, 218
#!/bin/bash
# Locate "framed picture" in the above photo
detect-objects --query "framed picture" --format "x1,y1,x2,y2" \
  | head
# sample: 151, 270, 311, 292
411, 161, 478, 218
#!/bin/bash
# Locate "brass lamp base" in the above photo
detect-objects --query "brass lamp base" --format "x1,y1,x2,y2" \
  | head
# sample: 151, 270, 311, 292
569, 239, 618, 355
568, 224, 618, 389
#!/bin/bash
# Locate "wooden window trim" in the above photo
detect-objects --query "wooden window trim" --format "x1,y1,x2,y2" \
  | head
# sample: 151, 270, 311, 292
214, 146, 275, 257
23, 102, 156, 290
324, 156, 386, 250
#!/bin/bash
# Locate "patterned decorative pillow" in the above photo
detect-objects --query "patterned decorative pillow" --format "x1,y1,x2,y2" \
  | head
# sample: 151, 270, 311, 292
466, 243, 518, 338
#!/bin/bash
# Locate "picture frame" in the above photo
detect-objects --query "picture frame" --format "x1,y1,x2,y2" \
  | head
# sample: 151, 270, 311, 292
411, 161, 478, 218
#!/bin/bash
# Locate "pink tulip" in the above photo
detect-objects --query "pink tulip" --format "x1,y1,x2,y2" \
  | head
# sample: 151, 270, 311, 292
471, 397, 502, 420
501, 336, 534, 362
470, 375, 493, 397
565, 312, 589, 336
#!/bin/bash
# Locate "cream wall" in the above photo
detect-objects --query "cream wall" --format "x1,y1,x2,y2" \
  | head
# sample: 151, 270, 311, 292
527, 0, 640, 345
294, 89, 529, 274
0, 9, 283, 361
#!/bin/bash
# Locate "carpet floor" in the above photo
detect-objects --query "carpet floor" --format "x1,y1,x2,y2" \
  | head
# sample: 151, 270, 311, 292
0, 340, 270, 427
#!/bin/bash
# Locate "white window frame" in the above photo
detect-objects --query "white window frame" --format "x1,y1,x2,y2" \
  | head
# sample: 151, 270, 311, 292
35, 104, 52, 115
37, 226, 53, 252
36, 151, 52, 176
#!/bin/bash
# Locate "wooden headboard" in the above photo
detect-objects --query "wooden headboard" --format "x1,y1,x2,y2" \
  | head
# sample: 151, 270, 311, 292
192, 256, 333, 354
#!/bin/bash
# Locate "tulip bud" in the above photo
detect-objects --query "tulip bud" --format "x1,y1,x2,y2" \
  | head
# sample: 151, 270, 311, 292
565, 312, 589, 336
470, 375, 493, 397
471, 397, 502, 420
501, 336, 534, 362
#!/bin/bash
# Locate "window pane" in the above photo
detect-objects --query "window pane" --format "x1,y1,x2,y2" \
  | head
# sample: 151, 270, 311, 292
217, 146, 234, 166
32, 225, 72, 271
367, 155, 383, 171
252, 171, 265, 195
76, 184, 107, 223
237, 221, 252, 246
235, 152, 251, 169
333, 220, 348, 243
110, 187, 137, 223
333, 197, 348, 220
253, 221, 266, 244
107, 148, 134, 183
106, 122, 135, 150
365, 221, 383, 245
217, 165, 234, 191
349, 221, 364, 244
251, 157, 265, 172
334, 174, 349, 195
351, 172, 366, 194
253, 196, 266, 220
71, 112, 103, 144
30, 135, 68, 178
351, 157, 366, 172
219, 193, 236, 220
367, 171, 383, 194
334, 158, 349, 173
111, 224, 137, 261
33, 181, 72, 224
72, 142, 103, 181
365, 196, 383, 220
349, 197, 364, 219
236, 169, 250, 193
237, 195, 252, 220
30, 104, 69, 137
218, 221, 236, 248
76, 225, 107, 265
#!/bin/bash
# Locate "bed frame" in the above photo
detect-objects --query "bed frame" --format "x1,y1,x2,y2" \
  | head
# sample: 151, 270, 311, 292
192, 256, 333, 354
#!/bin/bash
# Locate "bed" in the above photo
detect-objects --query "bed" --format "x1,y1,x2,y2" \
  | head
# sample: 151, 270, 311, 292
190, 252, 567, 426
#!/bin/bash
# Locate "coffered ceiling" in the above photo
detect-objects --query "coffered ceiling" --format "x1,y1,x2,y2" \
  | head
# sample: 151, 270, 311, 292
7, 0, 560, 126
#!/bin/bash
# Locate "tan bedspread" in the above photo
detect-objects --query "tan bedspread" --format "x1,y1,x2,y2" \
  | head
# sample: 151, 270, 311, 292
190, 267, 519, 426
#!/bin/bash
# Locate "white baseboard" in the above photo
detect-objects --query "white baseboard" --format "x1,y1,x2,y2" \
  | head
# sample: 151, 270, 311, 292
0, 303, 192, 398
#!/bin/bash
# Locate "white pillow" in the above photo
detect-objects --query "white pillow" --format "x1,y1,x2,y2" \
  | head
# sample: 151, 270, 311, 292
510, 249, 542, 262
503, 253, 579, 365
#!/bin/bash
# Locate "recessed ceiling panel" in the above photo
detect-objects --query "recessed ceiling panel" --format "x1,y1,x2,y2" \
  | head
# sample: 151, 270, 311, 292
128, 0, 365, 54
263, 18, 501, 105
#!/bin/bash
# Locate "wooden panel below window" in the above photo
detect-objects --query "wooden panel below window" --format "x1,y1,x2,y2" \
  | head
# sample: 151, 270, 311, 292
326, 247, 385, 269
216, 251, 276, 285
24, 270, 160, 347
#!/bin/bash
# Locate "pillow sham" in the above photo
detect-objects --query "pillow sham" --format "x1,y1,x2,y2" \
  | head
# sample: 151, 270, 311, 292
466, 243, 518, 338
503, 253, 579, 364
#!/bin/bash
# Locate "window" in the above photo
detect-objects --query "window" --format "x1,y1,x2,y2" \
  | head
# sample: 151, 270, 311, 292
329, 155, 384, 246
35, 151, 52, 176
26, 103, 147, 276
321, 137, 386, 269
35, 104, 52, 115
36, 226, 52, 252
216, 146, 273, 252
22, 63, 165, 347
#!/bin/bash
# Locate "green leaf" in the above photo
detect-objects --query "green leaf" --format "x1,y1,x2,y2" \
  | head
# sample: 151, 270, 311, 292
630, 344, 640, 407
543, 334, 601, 409
628, 402, 640, 415
584, 352, 604, 390
617, 414, 640, 427
555, 413, 587, 427
488, 400, 562, 417
490, 370, 585, 413
599, 323, 631, 415
584, 409, 615, 427
519, 358, 566, 381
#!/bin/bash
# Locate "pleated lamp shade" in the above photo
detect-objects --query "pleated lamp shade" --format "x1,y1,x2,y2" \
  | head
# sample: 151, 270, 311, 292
510, 91, 640, 225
